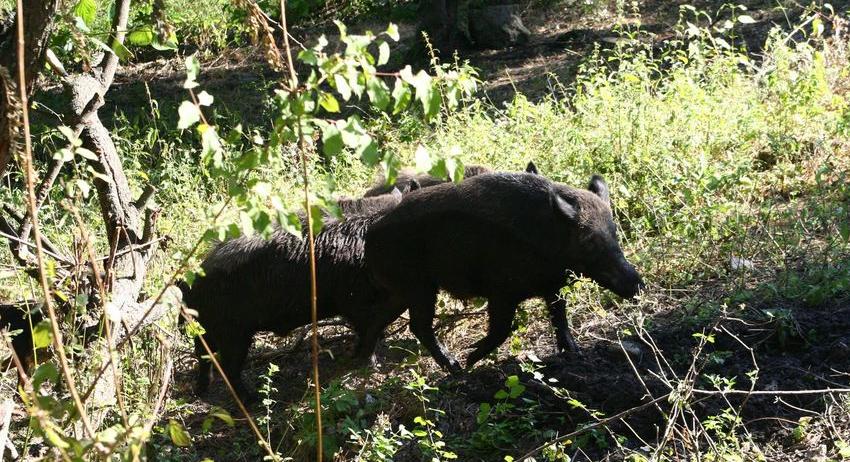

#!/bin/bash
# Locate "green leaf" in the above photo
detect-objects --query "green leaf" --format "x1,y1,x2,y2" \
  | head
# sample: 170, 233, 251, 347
366, 77, 390, 112
44, 426, 70, 449
334, 73, 352, 101
31, 362, 59, 389
298, 49, 318, 66
74, 16, 91, 33
32, 320, 53, 349
494, 389, 509, 400
444, 157, 459, 183
334, 20, 348, 39
197, 91, 214, 106
278, 210, 301, 237
836, 440, 850, 458
422, 88, 441, 120
340, 117, 366, 147
198, 124, 223, 169
357, 136, 379, 166
167, 420, 192, 447
110, 39, 132, 61
253, 211, 272, 235
177, 101, 200, 129
414, 145, 432, 172
89, 37, 112, 54
251, 181, 272, 199
347, 70, 365, 98
152, 32, 179, 51
127, 26, 154, 46
184, 55, 200, 89
839, 221, 850, 242
318, 92, 340, 113
321, 123, 344, 158
57, 125, 78, 145
429, 158, 448, 180
239, 211, 253, 237
309, 206, 324, 236
75, 179, 91, 198
385, 23, 400, 41
75, 147, 98, 161
54, 148, 73, 162
377, 41, 390, 66
476, 403, 492, 424
72, 0, 97, 28
184, 319, 205, 337
391, 79, 411, 114
408, 70, 440, 120
812, 17, 824, 38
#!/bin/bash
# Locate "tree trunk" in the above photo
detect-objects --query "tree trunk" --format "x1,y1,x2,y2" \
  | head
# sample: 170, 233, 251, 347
0, 0, 60, 177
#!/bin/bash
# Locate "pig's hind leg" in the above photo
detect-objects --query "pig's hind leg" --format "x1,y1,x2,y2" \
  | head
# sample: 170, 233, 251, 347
217, 333, 256, 403
350, 300, 406, 367
465, 297, 519, 368
194, 335, 213, 396
407, 289, 463, 373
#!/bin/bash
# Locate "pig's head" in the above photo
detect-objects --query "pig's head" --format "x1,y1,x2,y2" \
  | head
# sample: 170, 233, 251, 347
552, 175, 645, 298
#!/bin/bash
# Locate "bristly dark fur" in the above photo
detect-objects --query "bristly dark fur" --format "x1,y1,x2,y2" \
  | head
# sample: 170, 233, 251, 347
183, 196, 407, 399
364, 172, 644, 372
336, 188, 405, 216
363, 164, 493, 197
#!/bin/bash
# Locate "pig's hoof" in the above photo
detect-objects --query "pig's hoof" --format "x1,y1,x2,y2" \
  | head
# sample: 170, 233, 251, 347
558, 344, 581, 356
445, 358, 463, 374
557, 338, 580, 354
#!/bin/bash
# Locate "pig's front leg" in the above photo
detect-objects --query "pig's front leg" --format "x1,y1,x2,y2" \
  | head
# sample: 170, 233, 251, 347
545, 294, 578, 353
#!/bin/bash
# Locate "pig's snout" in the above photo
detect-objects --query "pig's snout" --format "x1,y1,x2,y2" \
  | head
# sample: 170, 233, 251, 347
595, 259, 645, 299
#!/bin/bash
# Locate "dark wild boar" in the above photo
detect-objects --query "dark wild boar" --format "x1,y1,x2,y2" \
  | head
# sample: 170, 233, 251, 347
365, 172, 644, 372
182, 191, 409, 400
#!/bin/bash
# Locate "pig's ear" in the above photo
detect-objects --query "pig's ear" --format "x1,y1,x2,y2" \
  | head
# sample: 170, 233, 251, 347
588, 175, 610, 205
553, 193, 578, 221
408, 178, 421, 191
525, 161, 539, 175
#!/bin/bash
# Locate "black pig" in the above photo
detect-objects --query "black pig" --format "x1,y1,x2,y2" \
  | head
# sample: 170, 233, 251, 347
364, 172, 644, 372
182, 193, 408, 399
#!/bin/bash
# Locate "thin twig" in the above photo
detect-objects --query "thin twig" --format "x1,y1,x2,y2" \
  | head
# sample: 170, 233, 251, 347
517, 393, 672, 461
692, 388, 850, 395
142, 333, 173, 436
69, 205, 129, 427
0, 229, 72, 263
280, 1, 322, 460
